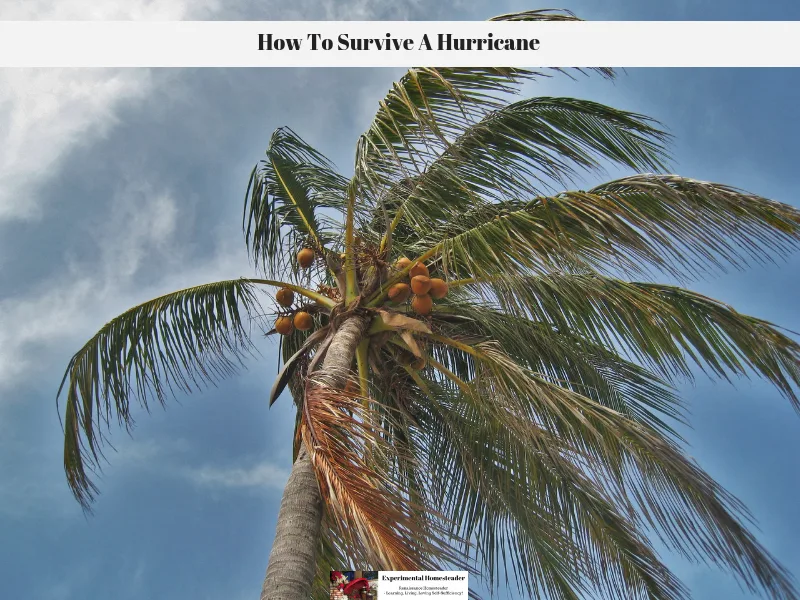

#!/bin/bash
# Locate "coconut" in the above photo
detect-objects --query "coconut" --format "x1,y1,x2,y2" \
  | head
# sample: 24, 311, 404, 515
410, 356, 427, 370
297, 248, 315, 269
395, 256, 412, 271
293, 311, 314, 331
274, 315, 294, 335
409, 262, 429, 278
428, 278, 449, 299
388, 282, 411, 303
275, 288, 294, 307
411, 294, 433, 316
410, 275, 431, 295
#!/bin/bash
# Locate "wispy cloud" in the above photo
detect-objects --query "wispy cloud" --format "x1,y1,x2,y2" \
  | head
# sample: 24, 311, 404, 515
0, 431, 284, 518
0, 69, 153, 221
186, 460, 289, 490
0, 178, 251, 388
0, 0, 224, 223
0, 183, 174, 383
0, 0, 221, 20
114, 438, 290, 493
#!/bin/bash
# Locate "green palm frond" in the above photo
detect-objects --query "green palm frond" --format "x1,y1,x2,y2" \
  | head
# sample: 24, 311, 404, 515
419, 336, 797, 599
353, 67, 617, 200
415, 378, 687, 600
354, 10, 617, 247
589, 175, 800, 276
244, 127, 348, 275
57, 279, 264, 509
270, 326, 329, 406
354, 67, 537, 195
431, 301, 686, 437
490, 8, 584, 21
379, 98, 671, 245
453, 273, 800, 406
312, 524, 350, 599
408, 175, 800, 283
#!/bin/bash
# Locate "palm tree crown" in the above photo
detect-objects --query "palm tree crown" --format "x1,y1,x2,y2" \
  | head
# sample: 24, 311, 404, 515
58, 10, 800, 600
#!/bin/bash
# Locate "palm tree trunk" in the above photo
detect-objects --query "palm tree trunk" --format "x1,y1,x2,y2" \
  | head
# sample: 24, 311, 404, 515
260, 314, 369, 600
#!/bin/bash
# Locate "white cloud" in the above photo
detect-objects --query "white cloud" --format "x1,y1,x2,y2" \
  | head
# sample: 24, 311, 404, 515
108, 436, 290, 491
0, 0, 422, 221
0, 179, 251, 386
187, 460, 289, 490
0, 0, 224, 222
0, 69, 154, 220
0, 432, 284, 517
0, 0, 221, 20
112, 437, 192, 468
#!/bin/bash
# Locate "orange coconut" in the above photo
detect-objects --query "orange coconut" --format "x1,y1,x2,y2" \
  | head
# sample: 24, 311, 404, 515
274, 315, 294, 336
297, 248, 315, 269
275, 288, 294, 307
428, 278, 449, 300
411, 294, 433, 316
395, 256, 412, 271
410, 275, 432, 295
388, 282, 411, 303
293, 311, 314, 331
409, 262, 429, 278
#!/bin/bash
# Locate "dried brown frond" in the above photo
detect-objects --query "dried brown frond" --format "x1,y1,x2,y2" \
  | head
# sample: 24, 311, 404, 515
300, 381, 467, 571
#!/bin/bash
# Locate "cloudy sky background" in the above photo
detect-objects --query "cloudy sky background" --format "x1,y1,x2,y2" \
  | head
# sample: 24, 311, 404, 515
2, 1, 799, 599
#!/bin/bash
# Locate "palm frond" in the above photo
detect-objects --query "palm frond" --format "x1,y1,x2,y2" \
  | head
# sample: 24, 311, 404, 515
490, 8, 593, 24
431, 300, 686, 437
270, 326, 329, 406
454, 273, 800, 406
422, 336, 798, 599
416, 377, 687, 600
381, 97, 671, 245
590, 175, 800, 277
244, 127, 348, 275
312, 524, 351, 600
300, 382, 467, 571
57, 279, 264, 509
353, 66, 617, 206
428, 175, 800, 283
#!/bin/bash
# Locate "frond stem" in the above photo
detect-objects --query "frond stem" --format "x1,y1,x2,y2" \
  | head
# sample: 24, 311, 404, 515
246, 278, 336, 309
423, 332, 481, 359
402, 365, 431, 396
270, 156, 325, 254
344, 180, 358, 302
427, 356, 472, 393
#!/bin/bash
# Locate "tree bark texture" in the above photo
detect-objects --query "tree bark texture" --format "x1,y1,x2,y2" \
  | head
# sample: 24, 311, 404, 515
260, 314, 369, 600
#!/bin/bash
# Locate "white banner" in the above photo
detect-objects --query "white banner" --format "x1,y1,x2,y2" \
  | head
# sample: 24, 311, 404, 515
378, 571, 468, 598
0, 20, 797, 67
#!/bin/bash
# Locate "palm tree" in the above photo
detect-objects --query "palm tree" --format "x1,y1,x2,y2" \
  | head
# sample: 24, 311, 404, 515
57, 10, 800, 600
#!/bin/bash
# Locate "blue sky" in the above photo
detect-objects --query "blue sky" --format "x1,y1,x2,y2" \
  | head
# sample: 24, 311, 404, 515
1, 2, 799, 599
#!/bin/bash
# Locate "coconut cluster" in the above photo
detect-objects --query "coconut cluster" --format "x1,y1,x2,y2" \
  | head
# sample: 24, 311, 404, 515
388, 257, 448, 316
272, 247, 320, 336
272, 248, 449, 336
273, 283, 314, 335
